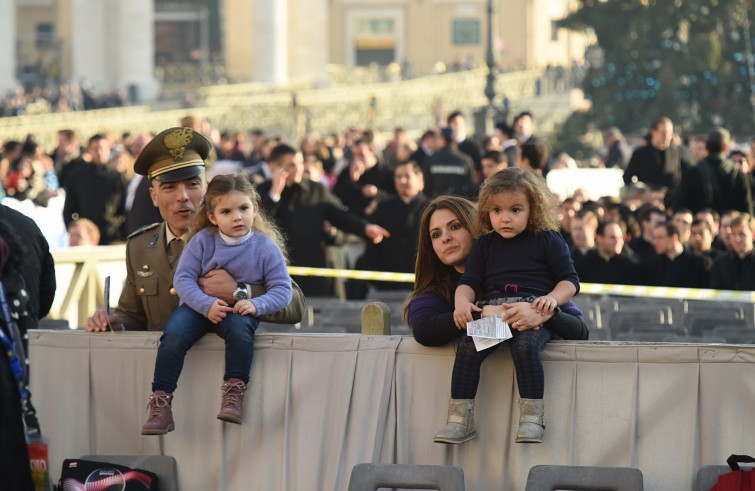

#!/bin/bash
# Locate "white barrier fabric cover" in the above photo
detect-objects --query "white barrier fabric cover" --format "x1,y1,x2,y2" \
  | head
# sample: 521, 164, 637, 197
29, 332, 755, 491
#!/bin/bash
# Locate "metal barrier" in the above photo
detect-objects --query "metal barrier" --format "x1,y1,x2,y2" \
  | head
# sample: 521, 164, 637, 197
50, 245, 127, 327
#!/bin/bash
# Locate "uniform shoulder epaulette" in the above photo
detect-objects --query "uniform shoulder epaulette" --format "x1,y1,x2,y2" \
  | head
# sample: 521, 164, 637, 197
127, 222, 160, 239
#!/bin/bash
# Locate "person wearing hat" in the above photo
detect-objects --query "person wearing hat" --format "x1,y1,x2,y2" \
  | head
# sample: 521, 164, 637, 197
85, 127, 305, 332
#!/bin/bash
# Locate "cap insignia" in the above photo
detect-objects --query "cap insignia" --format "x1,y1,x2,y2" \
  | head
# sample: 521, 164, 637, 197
164, 128, 193, 162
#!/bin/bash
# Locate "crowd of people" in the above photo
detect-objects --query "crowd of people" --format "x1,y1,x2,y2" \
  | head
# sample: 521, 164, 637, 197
0, 83, 128, 117
2, 111, 753, 295
2, 108, 755, 484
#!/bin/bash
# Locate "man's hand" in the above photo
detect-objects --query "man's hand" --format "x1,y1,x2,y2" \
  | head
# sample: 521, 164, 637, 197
208, 299, 233, 324
84, 307, 123, 332
364, 224, 390, 244
323, 220, 338, 237
269, 167, 288, 197
361, 184, 378, 198
363, 199, 379, 217
349, 160, 366, 182
233, 299, 257, 316
199, 269, 236, 304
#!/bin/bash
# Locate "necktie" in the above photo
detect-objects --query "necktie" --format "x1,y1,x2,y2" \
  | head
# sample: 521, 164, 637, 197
169, 239, 184, 269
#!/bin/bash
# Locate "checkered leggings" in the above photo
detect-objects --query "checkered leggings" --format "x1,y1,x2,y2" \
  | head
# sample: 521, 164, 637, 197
450, 296, 553, 400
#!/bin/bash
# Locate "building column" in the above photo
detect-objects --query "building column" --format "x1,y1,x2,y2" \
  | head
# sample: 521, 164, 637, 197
69, 0, 109, 89
255, 0, 288, 83
291, 0, 328, 85
112, 0, 160, 102
0, 0, 18, 93
69, 0, 159, 102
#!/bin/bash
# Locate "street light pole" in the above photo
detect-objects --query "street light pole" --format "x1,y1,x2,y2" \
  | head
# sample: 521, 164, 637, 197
484, 0, 497, 109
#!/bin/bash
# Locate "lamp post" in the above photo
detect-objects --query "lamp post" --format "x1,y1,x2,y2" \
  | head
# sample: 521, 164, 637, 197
476, 0, 498, 137
484, 0, 497, 109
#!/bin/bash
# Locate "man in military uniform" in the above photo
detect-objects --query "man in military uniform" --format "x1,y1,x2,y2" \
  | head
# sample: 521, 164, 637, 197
85, 127, 304, 332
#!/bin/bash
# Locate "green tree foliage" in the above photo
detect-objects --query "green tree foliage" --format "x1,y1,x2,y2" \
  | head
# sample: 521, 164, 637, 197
557, 0, 754, 137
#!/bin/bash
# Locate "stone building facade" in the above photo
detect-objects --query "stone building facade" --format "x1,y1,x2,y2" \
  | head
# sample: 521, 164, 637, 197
7, 0, 588, 101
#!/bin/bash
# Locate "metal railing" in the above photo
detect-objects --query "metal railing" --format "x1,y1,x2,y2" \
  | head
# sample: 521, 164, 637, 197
50, 245, 127, 327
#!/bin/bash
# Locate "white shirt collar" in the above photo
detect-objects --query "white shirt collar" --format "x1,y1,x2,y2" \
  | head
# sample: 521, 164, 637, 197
219, 229, 253, 245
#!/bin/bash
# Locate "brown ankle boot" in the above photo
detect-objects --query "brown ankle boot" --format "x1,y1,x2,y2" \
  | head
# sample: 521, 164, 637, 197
217, 378, 247, 424
141, 391, 174, 435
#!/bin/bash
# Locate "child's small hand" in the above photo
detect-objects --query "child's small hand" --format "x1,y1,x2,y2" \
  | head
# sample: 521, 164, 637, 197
453, 301, 482, 329
233, 299, 257, 316
208, 299, 233, 324
532, 295, 558, 315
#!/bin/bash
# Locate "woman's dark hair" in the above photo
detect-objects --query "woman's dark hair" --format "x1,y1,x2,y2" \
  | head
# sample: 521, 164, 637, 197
403, 195, 476, 325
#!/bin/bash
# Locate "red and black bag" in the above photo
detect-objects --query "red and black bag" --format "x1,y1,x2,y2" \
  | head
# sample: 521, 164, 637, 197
710, 454, 755, 491
58, 458, 158, 491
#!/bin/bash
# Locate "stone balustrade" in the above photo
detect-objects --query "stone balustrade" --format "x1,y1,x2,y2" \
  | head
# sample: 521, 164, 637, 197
0, 68, 550, 148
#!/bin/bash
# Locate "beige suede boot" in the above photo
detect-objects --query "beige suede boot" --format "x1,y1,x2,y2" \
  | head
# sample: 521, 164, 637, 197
515, 398, 545, 443
217, 378, 247, 424
433, 399, 477, 444
141, 391, 174, 435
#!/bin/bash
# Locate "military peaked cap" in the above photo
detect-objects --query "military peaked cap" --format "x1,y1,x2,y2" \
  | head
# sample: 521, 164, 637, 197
134, 127, 212, 182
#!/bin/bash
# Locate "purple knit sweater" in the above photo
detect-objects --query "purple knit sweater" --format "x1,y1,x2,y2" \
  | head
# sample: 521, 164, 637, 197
174, 228, 292, 317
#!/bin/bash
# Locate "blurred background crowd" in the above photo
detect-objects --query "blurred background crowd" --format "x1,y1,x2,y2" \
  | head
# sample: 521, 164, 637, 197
1, 108, 753, 297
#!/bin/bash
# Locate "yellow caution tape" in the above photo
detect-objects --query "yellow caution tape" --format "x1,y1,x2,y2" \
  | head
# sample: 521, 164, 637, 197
288, 266, 415, 283
579, 283, 755, 303
287, 266, 755, 303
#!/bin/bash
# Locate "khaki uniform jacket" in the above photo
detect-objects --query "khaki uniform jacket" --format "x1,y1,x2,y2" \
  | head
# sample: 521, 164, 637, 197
116, 222, 305, 331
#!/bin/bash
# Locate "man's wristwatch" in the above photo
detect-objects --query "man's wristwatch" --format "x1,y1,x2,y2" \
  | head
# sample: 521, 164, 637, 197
233, 283, 250, 302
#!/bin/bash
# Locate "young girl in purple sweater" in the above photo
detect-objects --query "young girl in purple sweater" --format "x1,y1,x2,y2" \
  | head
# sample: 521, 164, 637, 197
142, 173, 292, 435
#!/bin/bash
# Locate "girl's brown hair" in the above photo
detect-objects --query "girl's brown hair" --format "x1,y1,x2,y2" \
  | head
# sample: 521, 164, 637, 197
192, 173, 288, 262
402, 195, 477, 324
475, 167, 559, 236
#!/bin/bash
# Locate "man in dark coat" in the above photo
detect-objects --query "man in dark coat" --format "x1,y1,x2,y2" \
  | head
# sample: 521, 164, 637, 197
62, 134, 127, 244
642, 222, 712, 288
628, 205, 667, 263
676, 127, 753, 216
350, 161, 429, 296
689, 218, 722, 263
447, 111, 482, 174
623, 117, 690, 200
409, 129, 439, 168
332, 138, 395, 218
575, 220, 640, 285
258, 144, 389, 297
710, 214, 755, 291
422, 127, 478, 198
